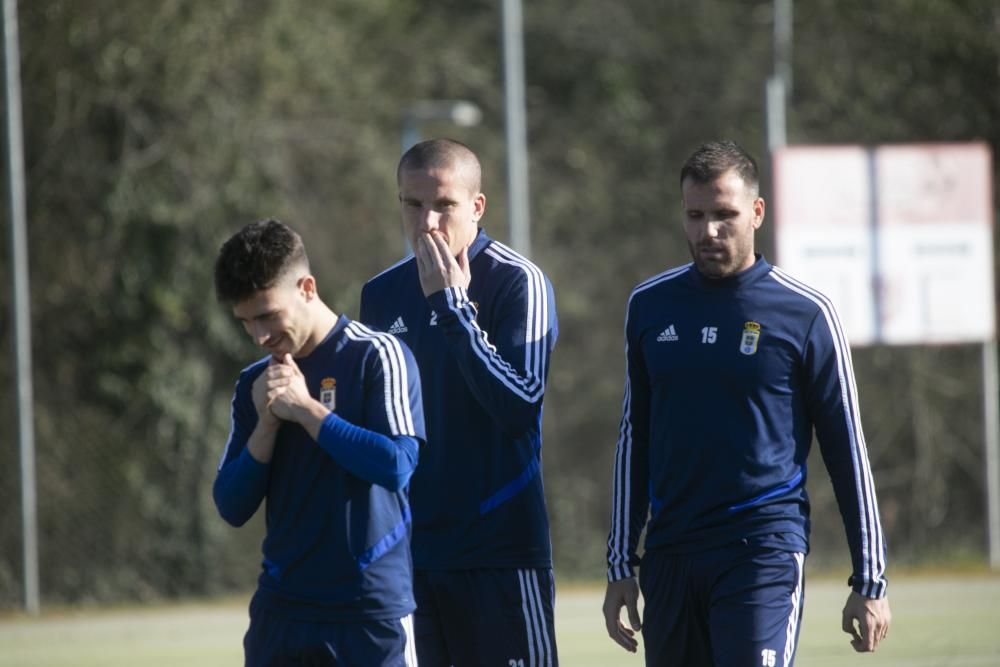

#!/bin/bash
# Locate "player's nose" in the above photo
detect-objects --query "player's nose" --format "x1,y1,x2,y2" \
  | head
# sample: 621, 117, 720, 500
419, 209, 440, 232
251, 322, 270, 346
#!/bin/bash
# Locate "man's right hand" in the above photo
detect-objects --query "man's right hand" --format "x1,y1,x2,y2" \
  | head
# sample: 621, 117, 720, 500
252, 358, 282, 428
414, 232, 471, 296
603, 576, 642, 653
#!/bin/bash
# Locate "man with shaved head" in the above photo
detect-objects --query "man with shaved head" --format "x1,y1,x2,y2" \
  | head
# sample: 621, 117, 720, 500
361, 139, 560, 665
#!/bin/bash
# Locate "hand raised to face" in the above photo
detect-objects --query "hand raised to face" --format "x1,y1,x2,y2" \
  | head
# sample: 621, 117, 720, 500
414, 232, 471, 296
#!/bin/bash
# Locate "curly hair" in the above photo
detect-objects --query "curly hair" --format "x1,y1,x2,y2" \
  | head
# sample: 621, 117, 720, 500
214, 218, 310, 304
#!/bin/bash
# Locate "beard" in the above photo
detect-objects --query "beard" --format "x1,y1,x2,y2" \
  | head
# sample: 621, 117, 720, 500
687, 239, 753, 279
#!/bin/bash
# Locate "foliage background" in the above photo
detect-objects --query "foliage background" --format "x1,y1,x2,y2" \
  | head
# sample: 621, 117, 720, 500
1, 0, 998, 606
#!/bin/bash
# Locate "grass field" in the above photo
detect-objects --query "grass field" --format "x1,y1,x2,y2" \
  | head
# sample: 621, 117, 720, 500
1, 574, 998, 666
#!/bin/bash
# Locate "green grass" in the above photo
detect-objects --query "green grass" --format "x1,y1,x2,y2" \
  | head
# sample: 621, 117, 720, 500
1, 574, 998, 666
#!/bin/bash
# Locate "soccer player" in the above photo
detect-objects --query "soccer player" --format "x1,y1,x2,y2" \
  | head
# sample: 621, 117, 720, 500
360, 139, 559, 666
213, 219, 425, 666
602, 141, 892, 666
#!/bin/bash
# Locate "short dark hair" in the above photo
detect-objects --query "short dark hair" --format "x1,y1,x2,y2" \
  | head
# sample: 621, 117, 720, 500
397, 138, 482, 192
214, 219, 309, 304
680, 140, 759, 196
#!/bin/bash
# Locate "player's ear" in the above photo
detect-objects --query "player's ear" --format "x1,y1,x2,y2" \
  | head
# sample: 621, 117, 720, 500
298, 275, 318, 301
473, 192, 486, 222
752, 197, 765, 230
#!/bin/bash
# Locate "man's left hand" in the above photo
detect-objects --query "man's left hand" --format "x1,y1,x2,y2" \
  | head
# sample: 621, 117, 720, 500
265, 354, 315, 422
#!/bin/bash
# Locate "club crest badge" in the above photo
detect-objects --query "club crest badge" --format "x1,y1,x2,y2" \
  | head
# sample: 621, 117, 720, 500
320, 377, 336, 410
740, 321, 761, 355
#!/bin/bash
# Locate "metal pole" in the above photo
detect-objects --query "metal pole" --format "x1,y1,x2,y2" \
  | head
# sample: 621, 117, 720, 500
501, 0, 530, 257
3, 0, 39, 614
774, 0, 793, 98
765, 0, 792, 153
867, 149, 883, 343
765, 77, 786, 153
983, 340, 1000, 569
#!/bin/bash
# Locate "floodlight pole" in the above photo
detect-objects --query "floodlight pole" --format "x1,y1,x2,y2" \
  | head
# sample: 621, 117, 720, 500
3, 0, 40, 614
984, 339, 1000, 569
765, 0, 792, 153
773, 0, 793, 99
501, 0, 530, 257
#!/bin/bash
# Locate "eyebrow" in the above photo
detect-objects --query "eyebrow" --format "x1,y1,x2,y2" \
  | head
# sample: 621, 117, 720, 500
402, 195, 459, 207
685, 202, 740, 211
236, 309, 278, 323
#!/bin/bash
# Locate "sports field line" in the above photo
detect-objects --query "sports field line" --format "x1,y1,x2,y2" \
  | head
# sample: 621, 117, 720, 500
868, 658, 999, 667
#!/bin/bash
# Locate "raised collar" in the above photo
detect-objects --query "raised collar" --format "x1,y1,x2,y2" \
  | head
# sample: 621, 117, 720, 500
468, 227, 491, 261
690, 253, 771, 290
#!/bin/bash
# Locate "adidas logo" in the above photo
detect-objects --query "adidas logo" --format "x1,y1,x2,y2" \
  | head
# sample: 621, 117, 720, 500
387, 316, 408, 334
656, 324, 678, 342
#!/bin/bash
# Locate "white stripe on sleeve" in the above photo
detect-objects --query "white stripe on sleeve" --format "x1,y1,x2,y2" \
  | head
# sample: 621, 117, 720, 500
770, 268, 886, 596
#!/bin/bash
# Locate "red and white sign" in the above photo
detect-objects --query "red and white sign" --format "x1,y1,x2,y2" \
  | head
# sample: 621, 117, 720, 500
774, 142, 995, 346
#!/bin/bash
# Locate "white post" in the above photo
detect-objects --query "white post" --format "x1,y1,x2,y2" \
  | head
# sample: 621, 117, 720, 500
765, 0, 792, 153
765, 77, 787, 153
773, 0, 793, 98
501, 0, 531, 257
983, 340, 1000, 569
3, 0, 40, 614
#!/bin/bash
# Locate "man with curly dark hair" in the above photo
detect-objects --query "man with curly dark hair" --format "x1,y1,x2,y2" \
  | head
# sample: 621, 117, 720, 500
214, 218, 425, 666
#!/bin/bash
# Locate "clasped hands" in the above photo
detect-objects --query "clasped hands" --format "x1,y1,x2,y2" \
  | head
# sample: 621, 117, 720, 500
252, 354, 314, 426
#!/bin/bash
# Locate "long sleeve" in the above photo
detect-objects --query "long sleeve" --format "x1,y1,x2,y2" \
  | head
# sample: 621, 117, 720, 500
804, 305, 888, 598
316, 415, 419, 492
427, 267, 557, 437
317, 321, 425, 491
607, 297, 651, 581
360, 244, 556, 569
213, 375, 270, 527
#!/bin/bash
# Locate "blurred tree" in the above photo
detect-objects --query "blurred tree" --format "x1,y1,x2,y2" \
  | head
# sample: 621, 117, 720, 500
0, 0, 997, 606
525, 0, 776, 574
0, 0, 506, 605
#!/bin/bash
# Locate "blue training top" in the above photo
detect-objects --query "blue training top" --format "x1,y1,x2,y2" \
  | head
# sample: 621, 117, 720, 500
360, 229, 558, 570
607, 255, 888, 599
214, 315, 426, 621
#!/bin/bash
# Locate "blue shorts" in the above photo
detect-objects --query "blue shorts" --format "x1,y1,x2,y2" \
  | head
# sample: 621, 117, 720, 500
639, 540, 805, 667
413, 568, 558, 667
243, 593, 417, 667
